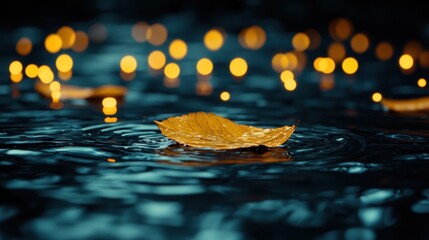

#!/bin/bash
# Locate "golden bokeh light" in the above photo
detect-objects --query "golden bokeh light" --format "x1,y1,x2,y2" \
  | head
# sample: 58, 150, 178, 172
89, 23, 108, 43
104, 117, 118, 123
132, 22, 149, 43
58, 70, 73, 81
72, 31, 89, 52
229, 57, 248, 77
399, 54, 414, 70
280, 70, 294, 83
146, 23, 168, 46
220, 91, 230, 101
57, 26, 76, 49
204, 28, 224, 51
51, 91, 61, 103
342, 57, 359, 74
120, 55, 138, 73
285, 52, 298, 70
49, 81, 61, 92
375, 41, 394, 61
350, 33, 370, 54
9, 60, 23, 75
169, 39, 188, 60
44, 34, 63, 53
283, 79, 297, 91
38, 65, 54, 84
372, 92, 382, 102
239, 25, 266, 50
196, 58, 214, 76
164, 63, 180, 79
315, 57, 335, 74
328, 42, 346, 63
55, 54, 73, 72
25, 64, 38, 78
148, 50, 166, 70
16, 37, 32, 56
330, 18, 354, 40
10, 73, 23, 83
417, 78, 427, 88
107, 158, 116, 163
292, 32, 310, 51
103, 107, 118, 115
272, 53, 289, 73
102, 97, 117, 108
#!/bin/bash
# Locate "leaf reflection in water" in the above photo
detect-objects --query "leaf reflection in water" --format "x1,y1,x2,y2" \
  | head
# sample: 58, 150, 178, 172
156, 144, 293, 166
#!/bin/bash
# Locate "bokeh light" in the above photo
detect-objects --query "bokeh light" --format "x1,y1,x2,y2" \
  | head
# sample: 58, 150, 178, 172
38, 65, 54, 84
57, 26, 76, 49
229, 58, 248, 77
375, 42, 394, 61
169, 39, 188, 60
16, 37, 32, 56
132, 22, 149, 43
292, 32, 310, 51
9, 60, 23, 75
146, 23, 168, 46
372, 92, 382, 102
148, 50, 166, 70
102, 97, 117, 108
10, 73, 23, 83
196, 80, 213, 96
283, 79, 297, 91
350, 33, 370, 54
72, 31, 89, 52
272, 53, 289, 73
25, 64, 38, 78
55, 54, 74, 72
196, 58, 214, 76
315, 57, 335, 74
204, 28, 224, 51
280, 70, 294, 83
164, 63, 180, 79
120, 55, 138, 73
239, 25, 266, 50
342, 57, 359, 74
329, 18, 354, 40
220, 91, 230, 101
44, 34, 63, 53
49, 81, 61, 92
399, 54, 414, 70
328, 42, 346, 63
417, 78, 427, 88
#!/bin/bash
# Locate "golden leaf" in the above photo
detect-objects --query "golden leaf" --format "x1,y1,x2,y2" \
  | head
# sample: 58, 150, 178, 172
35, 81, 127, 100
381, 96, 429, 112
154, 112, 296, 150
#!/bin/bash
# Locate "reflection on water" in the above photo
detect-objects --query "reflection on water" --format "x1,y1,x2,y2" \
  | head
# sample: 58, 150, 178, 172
156, 145, 292, 166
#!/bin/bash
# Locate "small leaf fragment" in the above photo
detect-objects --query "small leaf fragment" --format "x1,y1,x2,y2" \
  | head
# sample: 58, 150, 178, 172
155, 112, 296, 150
381, 96, 429, 112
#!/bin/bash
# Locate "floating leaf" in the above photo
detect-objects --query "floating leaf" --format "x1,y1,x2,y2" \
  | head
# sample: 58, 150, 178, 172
381, 96, 429, 112
155, 112, 296, 150
35, 81, 127, 100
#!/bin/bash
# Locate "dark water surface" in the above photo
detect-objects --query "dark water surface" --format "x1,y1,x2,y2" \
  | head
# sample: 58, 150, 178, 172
2, 19, 429, 240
